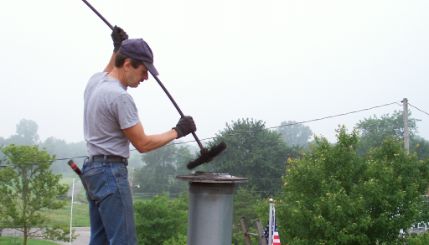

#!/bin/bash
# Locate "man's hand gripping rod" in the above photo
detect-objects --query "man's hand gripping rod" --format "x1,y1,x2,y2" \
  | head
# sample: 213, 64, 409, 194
81, 0, 226, 169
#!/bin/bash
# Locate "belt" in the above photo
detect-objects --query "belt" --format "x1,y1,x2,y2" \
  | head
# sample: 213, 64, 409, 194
89, 155, 128, 164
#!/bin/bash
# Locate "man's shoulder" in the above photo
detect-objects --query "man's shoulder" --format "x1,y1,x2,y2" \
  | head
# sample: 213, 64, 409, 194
86, 72, 107, 91
88, 73, 126, 94
89, 72, 107, 82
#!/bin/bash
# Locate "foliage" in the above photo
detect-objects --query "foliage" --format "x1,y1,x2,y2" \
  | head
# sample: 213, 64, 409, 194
278, 127, 429, 244
0, 237, 59, 245
40, 137, 86, 174
277, 121, 313, 148
0, 119, 41, 165
234, 188, 268, 223
205, 118, 300, 197
232, 188, 269, 244
43, 225, 77, 242
6, 119, 40, 145
133, 144, 193, 196
0, 119, 87, 175
407, 232, 429, 245
134, 194, 187, 244
411, 136, 429, 160
356, 111, 416, 153
127, 151, 145, 170
161, 233, 187, 245
356, 111, 429, 160
41, 201, 89, 227
0, 145, 69, 245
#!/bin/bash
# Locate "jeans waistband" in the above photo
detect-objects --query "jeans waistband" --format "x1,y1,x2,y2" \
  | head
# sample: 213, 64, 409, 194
89, 155, 128, 164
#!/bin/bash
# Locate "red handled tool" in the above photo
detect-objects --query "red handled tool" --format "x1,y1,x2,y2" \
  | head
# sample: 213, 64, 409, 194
68, 159, 82, 176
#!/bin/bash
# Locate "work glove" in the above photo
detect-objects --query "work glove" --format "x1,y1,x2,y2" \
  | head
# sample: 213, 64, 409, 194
111, 26, 128, 52
174, 116, 196, 139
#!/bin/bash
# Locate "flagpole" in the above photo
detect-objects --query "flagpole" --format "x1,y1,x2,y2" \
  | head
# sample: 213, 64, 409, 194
69, 178, 75, 244
268, 198, 274, 245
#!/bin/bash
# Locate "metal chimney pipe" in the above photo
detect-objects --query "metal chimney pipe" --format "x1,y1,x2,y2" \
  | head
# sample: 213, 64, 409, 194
177, 172, 247, 245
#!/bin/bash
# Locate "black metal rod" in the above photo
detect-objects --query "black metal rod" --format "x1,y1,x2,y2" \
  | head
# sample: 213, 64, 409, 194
151, 72, 205, 150
81, 0, 113, 30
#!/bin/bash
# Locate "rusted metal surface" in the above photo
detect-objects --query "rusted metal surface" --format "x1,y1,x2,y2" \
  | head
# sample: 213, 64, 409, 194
176, 171, 248, 184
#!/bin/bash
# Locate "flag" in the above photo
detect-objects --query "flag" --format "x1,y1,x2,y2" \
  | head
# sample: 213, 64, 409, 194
272, 231, 281, 245
268, 201, 281, 245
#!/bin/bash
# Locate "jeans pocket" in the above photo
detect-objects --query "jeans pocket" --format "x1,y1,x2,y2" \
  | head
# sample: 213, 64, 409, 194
83, 167, 115, 202
112, 165, 128, 185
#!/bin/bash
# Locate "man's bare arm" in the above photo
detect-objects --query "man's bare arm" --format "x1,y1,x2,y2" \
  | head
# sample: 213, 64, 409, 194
122, 122, 178, 153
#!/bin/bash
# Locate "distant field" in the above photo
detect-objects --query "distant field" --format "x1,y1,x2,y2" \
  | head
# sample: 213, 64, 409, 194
43, 196, 154, 228
0, 237, 59, 245
44, 177, 165, 228
42, 202, 90, 227
39, 176, 90, 227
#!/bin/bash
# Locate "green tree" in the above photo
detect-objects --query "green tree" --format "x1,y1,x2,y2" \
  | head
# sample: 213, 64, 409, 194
356, 111, 429, 160
161, 233, 187, 245
232, 188, 268, 244
133, 144, 193, 195
356, 111, 416, 153
278, 127, 429, 244
206, 118, 299, 197
277, 121, 313, 148
1, 119, 88, 175
40, 137, 87, 174
134, 194, 187, 244
6, 119, 40, 145
0, 145, 68, 245
411, 136, 429, 160
407, 232, 429, 244
0, 162, 7, 233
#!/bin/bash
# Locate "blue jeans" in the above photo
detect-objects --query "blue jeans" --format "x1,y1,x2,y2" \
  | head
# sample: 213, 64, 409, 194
82, 160, 137, 245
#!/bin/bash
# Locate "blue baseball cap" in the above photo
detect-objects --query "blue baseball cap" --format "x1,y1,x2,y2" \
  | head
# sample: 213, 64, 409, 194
118, 38, 159, 76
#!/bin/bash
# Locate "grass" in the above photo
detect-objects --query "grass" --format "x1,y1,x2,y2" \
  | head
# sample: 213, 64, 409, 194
40, 177, 159, 228
58, 176, 74, 185
41, 202, 90, 227
0, 237, 59, 245
42, 197, 150, 228
39, 176, 90, 227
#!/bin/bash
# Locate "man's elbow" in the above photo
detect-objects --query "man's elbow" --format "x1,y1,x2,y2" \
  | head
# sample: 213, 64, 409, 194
133, 142, 153, 153
134, 146, 147, 153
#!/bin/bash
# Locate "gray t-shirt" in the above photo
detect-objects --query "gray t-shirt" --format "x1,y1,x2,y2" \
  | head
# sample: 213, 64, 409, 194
84, 72, 139, 158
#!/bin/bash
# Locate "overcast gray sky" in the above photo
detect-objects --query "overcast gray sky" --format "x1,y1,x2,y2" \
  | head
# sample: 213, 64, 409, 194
0, 0, 428, 145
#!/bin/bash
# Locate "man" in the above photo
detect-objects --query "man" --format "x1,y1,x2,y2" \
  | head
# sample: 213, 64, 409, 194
82, 26, 196, 245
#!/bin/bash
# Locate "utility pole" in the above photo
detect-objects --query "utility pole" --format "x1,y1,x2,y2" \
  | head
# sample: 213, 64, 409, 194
255, 219, 268, 245
402, 98, 410, 154
240, 217, 252, 245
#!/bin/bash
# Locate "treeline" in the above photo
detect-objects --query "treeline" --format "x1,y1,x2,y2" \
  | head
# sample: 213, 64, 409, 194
2, 111, 429, 243
1, 112, 428, 196
0, 119, 87, 173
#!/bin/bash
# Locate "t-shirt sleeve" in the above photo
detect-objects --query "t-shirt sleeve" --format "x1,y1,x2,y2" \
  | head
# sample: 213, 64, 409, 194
113, 94, 140, 129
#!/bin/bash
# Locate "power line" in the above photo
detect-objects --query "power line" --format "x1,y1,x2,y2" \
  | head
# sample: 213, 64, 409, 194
1, 100, 402, 163
180, 101, 401, 142
55, 156, 88, 161
164, 101, 402, 146
267, 101, 401, 130
408, 103, 429, 117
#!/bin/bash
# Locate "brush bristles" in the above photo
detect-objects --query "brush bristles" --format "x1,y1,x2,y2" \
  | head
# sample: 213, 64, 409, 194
187, 142, 227, 169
